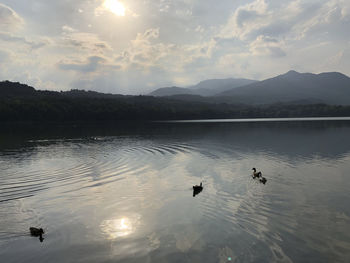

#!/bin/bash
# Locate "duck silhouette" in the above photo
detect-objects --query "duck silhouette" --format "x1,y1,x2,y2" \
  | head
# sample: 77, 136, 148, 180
252, 168, 267, 184
193, 182, 203, 197
252, 168, 262, 178
29, 227, 44, 242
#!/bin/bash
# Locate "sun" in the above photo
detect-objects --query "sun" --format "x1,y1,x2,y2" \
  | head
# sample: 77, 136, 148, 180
103, 0, 125, 16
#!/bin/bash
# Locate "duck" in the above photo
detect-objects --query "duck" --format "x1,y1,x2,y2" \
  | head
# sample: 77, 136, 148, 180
252, 168, 262, 178
193, 182, 203, 191
193, 182, 203, 197
29, 227, 44, 236
252, 168, 267, 184
30, 227, 44, 242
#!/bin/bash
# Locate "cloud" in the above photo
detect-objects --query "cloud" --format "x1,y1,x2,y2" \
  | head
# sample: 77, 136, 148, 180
216, 0, 350, 67
0, 0, 349, 94
220, 0, 350, 42
61, 30, 112, 53
61, 25, 76, 33
0, 3, 24, 31
295, 0, 350, 41
58, 56, 106, 73
0, 32, 47, 49
220, 0, 269, 40
115, 28, 176, 70
114, 27, 218, 79
250, 35, 286, 57
235, 0, 268, 27
0, 49, 10, 64
157, 0, 193, 17
182, 38, 217, 63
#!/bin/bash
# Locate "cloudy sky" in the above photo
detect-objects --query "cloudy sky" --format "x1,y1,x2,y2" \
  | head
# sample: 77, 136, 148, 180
0, 0, 349, 94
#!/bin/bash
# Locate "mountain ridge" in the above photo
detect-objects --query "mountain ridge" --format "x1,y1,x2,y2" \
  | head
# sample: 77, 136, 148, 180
216, 71, 350, 105
148, 70, 350, 105
149, 78, 257, 97
1, 77, 350, 122
2, 70, 350, 105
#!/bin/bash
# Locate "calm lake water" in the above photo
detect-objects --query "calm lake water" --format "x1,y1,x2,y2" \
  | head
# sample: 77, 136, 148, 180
1, 119, 350, 263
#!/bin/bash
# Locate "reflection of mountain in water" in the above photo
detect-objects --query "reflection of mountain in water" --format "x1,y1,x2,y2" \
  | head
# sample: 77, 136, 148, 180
181, 121, 350, 161
1, 120, 350, 262
1, 120, 350, 161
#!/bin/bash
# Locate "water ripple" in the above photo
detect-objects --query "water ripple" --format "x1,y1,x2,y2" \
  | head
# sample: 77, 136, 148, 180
1, 132, 350, 262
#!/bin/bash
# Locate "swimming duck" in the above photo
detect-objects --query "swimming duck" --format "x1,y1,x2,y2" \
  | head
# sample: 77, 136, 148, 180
193, 182, 203, 197
193, 182, 203, 191
252, 168, 262, 178
29, 227, 44, 236
30, 227, 44, 242
252, 168, 267, 184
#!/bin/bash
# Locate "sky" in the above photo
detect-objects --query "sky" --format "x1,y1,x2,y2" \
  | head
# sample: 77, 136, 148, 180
0, 0, 349, 94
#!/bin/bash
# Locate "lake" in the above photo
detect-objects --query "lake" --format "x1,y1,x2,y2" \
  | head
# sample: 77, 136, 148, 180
1, 119, 350, 263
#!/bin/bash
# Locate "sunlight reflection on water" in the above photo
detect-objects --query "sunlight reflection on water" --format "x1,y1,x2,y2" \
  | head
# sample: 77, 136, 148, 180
100, 214, 141, 239
1, 121, 350, 262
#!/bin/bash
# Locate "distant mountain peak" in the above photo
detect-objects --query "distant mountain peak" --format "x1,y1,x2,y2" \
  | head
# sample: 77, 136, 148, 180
217, 70, 350, 105
284, 70, 301, 76
149, 78, 257, 97
149, 86, 192, 96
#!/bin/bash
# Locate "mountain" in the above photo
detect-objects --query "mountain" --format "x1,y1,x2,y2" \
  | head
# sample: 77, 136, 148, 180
2, 79, 350, 122
2, 70, 350, 106
189, 78, 257, 96
149, 78, 257, 97
0, 81, 126, 99
217, 71, 350, 105
149, 86, 194, 96
0, 81, 36, 97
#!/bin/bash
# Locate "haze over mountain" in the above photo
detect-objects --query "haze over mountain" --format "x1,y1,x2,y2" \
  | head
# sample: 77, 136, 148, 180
148, 86, 195, 97
149, 78, 257, 97
2, 79, 350, 122
149, 71, 350, 105
217, 71, 350, 105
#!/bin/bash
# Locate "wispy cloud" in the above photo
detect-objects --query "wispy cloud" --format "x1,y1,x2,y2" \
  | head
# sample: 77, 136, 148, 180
58, 56, 106, 73
0, 3, 23, 31
0, 0, 348, 93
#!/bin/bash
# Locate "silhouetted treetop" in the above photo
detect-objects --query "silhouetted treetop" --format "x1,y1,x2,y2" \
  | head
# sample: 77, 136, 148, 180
0, 80, 349, 122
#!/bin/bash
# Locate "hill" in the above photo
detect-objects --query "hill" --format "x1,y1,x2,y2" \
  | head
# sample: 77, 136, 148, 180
149, 78, 257, 97
0, 81, 36, 97
1, 78, 350, 122
189, 78, 257, 96
217, 71, 350, 105
149, 86, 194, 96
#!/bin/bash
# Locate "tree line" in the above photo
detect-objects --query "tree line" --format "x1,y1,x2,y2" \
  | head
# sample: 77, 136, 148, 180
1, 81, 350, 122
1, 96, 350, 122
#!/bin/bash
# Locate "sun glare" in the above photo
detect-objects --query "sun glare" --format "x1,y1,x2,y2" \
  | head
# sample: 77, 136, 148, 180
100, 216, 138, 239
104, 0, 125, 16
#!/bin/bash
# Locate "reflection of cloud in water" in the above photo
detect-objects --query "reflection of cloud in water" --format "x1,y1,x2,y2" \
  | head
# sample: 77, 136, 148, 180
1, 121, 350, 262
100, 214, 140, 239
147, 232, 160, 250
174, 225, 206, 252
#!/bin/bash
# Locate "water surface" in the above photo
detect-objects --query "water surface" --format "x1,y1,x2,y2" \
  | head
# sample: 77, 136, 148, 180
1, 120, 350, 262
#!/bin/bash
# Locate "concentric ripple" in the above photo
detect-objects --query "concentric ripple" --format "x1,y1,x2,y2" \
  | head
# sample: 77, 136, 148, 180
1, 125, 350, 263
0, 138, 202, 203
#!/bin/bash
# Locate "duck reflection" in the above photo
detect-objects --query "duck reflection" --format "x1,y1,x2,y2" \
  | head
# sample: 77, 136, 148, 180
193, 182, 203, 197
